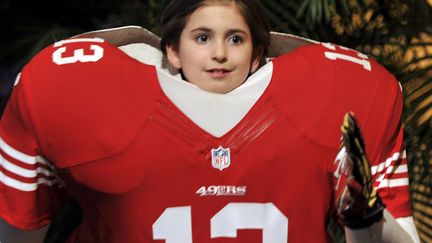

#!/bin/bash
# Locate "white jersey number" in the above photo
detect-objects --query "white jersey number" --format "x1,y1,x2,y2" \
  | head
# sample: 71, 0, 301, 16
153, 203, 288, 243
52, 38, 104, 65
322, 43, 372, 71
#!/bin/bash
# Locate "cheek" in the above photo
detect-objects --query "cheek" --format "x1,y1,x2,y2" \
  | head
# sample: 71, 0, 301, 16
179, 46, 205, 65
234, 45, 253, 63
179, 54, 202, 76
235, 51, 254, 72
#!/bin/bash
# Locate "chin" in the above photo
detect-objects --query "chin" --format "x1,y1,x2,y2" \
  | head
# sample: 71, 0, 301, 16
200, 84, 236, 94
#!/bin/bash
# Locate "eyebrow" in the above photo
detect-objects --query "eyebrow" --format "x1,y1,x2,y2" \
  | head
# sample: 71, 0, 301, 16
190, 27, 248, 35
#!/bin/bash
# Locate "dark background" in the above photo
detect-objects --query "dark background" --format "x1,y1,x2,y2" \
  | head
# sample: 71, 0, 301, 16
0, 0, 168, 109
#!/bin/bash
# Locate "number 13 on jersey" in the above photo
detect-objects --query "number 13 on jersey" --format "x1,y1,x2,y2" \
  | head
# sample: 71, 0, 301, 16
52, 38, 105, 65
153, 202, 288, 243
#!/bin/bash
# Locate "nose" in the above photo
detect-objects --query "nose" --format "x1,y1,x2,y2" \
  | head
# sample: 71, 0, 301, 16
212, 40, 227, 63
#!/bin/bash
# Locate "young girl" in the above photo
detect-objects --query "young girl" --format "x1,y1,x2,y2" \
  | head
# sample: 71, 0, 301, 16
161, 0, 269, 94
0, 0, 420, 242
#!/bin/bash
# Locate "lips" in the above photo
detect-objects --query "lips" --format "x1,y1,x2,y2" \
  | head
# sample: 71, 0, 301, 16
206, 68, 231, 78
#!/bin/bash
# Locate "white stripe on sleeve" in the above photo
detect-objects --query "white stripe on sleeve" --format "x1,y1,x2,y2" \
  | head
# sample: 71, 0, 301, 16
377, 178, 409, 189
371, 151, 407, 175
0, 137, 53, 168
1, 155, 53, 178
0, 170, 59, 192
0, 137, 64, 191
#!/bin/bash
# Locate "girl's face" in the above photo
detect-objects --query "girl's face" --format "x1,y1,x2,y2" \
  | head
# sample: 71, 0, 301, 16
167, 2, 260, 94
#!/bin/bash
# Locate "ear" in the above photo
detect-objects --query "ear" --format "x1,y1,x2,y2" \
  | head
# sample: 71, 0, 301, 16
250, 55, 261, 73
166, 44, 182, 69
250, 48, 264, 73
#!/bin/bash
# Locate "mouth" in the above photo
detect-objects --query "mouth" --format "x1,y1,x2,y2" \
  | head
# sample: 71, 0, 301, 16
206, 68, 232, 78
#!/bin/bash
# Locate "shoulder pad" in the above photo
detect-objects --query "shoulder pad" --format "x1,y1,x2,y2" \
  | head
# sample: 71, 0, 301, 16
268, 32, 319, 58
73, 25, 160, 49
19, 37, 159, 168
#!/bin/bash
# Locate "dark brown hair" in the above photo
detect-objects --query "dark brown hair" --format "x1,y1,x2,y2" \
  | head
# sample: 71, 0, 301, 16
160, 0, 270, 61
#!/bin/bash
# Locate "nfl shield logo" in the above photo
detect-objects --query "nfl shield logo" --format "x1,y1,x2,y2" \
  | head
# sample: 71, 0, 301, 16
211, 146, 231, 171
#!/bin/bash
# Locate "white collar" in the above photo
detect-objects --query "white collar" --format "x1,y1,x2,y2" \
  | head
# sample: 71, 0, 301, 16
120, 43, 273, 137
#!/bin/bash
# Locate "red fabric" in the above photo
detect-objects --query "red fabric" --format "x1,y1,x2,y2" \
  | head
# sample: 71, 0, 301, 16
0, 40, 413, 242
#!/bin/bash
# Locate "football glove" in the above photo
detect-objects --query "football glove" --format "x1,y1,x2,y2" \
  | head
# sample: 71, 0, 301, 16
334, 112, 385, 229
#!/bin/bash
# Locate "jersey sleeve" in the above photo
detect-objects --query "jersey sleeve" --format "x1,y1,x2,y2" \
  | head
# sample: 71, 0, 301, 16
367, 72, 412, 219
0, 71, 67, 230
371, 128, 412, 218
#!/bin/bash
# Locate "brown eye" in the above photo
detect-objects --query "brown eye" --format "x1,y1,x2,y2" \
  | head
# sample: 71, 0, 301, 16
229, 35, 243, 45
196, 34, 210, 43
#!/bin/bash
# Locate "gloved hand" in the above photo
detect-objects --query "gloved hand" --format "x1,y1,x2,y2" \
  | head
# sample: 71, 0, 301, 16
334, 112, 385, 229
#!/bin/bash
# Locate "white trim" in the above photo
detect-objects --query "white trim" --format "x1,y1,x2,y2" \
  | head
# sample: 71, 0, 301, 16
0, 171, 58, 192
156, 62, 273, 138
72, 25, 145, 38
0, 137, 51, 167
1, 155, 53, 178
371, 151, 406, 175
53, 38, 104, 47
375, 164, 408, 183
120, 42, 274, 137
388, 164, 408, 174
0, 137, 65, 187
13, 72, 22, 87
270, 31, 320, 44
377, 178, 409, 189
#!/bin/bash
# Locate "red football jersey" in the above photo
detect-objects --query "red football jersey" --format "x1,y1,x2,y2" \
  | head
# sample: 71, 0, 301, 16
0, 38, 412, 243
